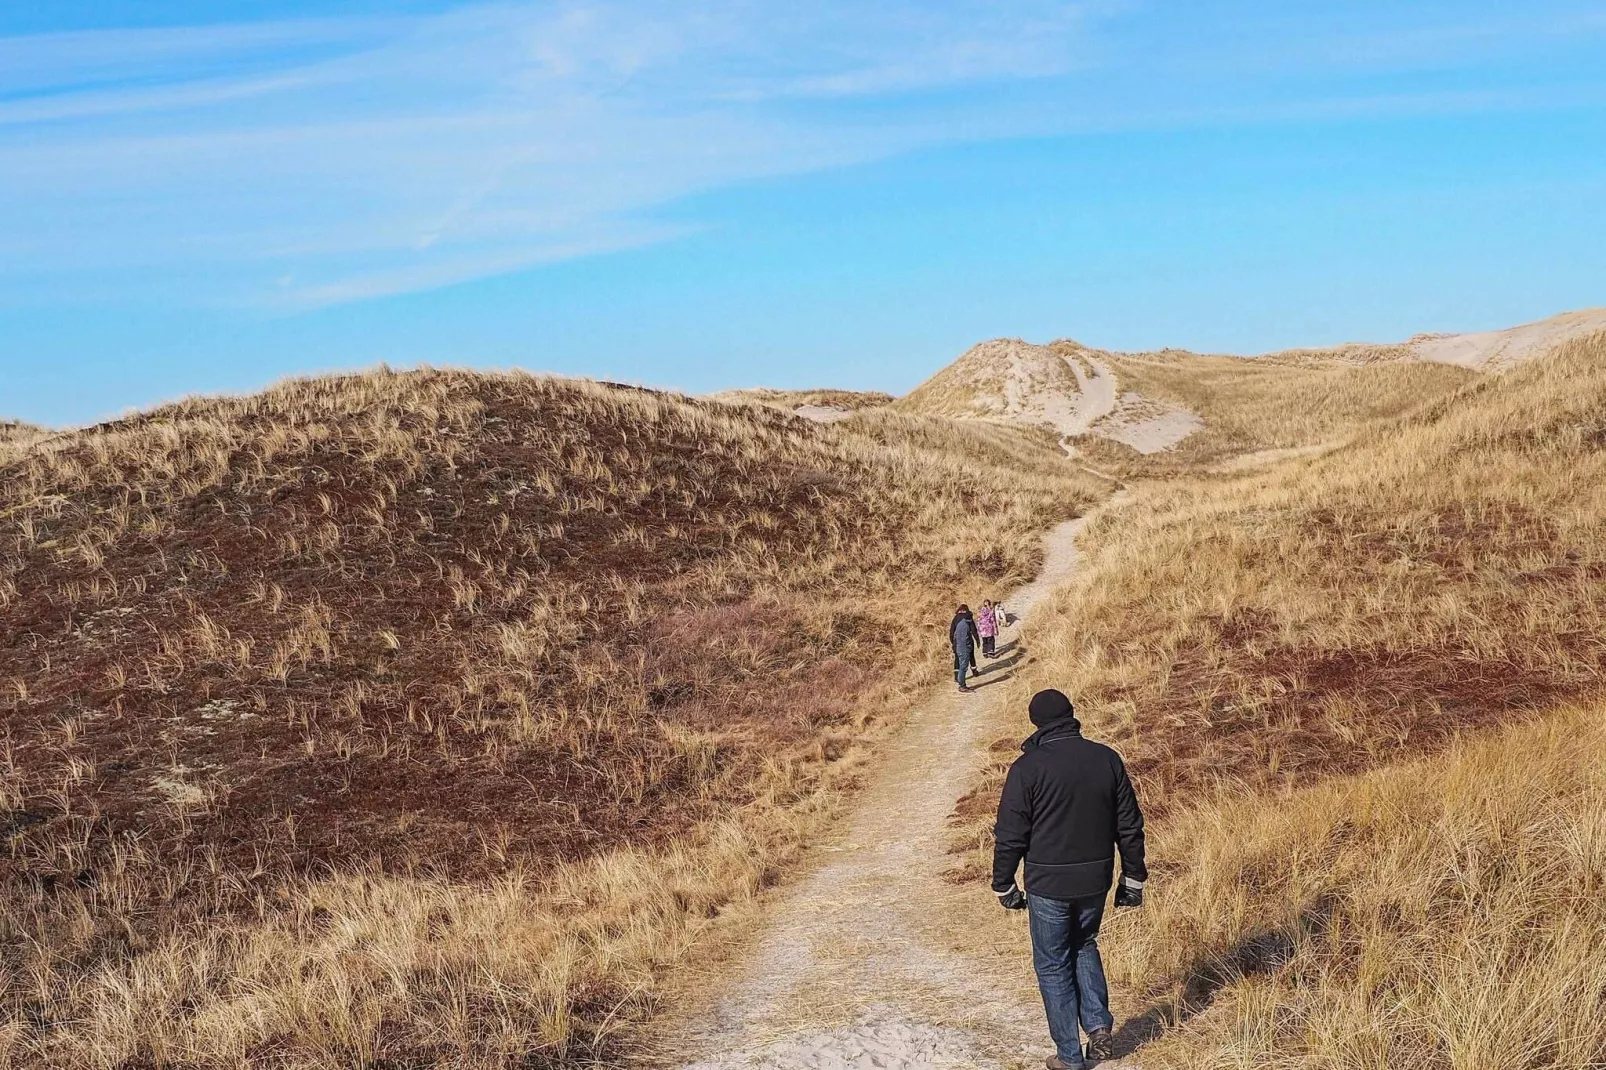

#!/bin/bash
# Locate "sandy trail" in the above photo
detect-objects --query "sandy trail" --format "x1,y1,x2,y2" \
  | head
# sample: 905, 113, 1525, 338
660, 506, 1134, 1070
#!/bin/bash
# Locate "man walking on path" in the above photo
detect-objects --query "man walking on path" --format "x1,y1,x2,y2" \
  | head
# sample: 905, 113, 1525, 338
950, 605, 980, 692
992, 690, 1147, 1069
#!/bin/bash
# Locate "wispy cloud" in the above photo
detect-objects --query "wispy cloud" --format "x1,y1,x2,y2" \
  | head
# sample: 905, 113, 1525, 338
1, 0, 1601, 309
0, 1, 1108, 307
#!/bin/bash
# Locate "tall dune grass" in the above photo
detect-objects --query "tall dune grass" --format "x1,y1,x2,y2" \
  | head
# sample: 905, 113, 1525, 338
1109, 705, 1606, 1068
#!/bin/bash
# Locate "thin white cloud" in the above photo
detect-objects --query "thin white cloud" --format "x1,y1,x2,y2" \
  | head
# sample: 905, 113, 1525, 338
280, 220, 698, 309
0, 1, 1102, 307
0, 0, 1600, 309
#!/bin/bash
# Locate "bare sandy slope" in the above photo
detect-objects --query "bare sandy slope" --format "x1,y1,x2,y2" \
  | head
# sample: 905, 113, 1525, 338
900, 341, 1202, 455
897, 339, 1130, 441
658, 504, 1139, 1070
1401, 307, 1606, 369
1259, 307, 1606, 369
1089, 393, 1203, 455
795, 404, 854, 423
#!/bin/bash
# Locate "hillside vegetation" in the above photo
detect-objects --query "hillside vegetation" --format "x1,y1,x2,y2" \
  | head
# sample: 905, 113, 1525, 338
1072, 352, 1475, 473
709, 387, 894, 414
949, 332, 1606, 1066
0, 369, 1100, 1067
0, 420, 48, 449
1107, 704, 1606, 1068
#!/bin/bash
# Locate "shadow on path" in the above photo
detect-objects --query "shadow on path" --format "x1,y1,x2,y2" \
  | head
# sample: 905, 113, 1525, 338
964, 646, 1027, 691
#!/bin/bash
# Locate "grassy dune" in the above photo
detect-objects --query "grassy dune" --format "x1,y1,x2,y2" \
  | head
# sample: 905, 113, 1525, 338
0, 369, 1100, 1067
1071, 350, 1476, 473
709, 387, 895, 414
950, 332, 1606, 1065
895, 338, 1085, 420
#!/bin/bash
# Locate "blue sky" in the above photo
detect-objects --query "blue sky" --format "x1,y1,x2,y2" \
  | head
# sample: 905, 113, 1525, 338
2, 2, 1604, 426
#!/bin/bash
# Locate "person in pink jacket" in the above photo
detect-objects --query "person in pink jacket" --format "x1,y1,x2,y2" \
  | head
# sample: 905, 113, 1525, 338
977, 598, 999, 657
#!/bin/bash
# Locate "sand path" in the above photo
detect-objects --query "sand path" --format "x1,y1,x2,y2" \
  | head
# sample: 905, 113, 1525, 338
659, 505, 1136, 1070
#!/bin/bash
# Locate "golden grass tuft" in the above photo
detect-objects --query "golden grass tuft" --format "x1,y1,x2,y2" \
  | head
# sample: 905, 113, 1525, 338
0, 420, 50, 454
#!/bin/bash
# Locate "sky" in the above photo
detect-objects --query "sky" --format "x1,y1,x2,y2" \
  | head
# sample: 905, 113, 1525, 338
2, 2, 1605, 427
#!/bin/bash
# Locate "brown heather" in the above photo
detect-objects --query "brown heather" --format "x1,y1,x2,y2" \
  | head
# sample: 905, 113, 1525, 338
0, 367, 1101, 1067
948, 332, 1606, 1067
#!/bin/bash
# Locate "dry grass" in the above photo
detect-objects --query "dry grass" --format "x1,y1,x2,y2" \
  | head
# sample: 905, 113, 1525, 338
946, 332, 1606, 1066
709, 388, 894, 414
0, 421, 49, 452
1105, 704, 1606, 1068
0, 367, 1100, 1067
1072, 351, 1475, 473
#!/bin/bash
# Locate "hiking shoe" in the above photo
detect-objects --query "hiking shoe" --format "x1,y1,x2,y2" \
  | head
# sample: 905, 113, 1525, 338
1044, 1056, 1078, 1070
1085, 1028, 1114, 1062
958, 686, 973, 693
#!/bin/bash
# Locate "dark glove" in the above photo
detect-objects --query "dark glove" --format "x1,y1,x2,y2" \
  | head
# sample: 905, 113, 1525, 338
1113, 882, 1144, 908
997, 885, 1028, 911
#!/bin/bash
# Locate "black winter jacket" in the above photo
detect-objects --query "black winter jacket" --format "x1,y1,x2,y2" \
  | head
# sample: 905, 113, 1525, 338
992, 718, 1147, 901
950, 613, 978, 660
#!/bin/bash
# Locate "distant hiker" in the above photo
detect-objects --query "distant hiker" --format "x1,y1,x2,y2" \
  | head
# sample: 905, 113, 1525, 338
950, 605, 980, 692
977, 599, 999, 658
993, 690, 1147, 1069
993, 600, 1009, 635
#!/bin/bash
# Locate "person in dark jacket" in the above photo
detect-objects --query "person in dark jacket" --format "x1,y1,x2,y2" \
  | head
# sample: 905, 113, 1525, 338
950, 605, 980, 692
992, 689, 1146, 1069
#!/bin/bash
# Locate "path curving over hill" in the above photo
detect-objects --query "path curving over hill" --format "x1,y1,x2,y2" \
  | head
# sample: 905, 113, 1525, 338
658, 501, 1134, 1070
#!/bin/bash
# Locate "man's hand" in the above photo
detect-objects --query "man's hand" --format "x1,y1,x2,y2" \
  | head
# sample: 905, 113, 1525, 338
996, 885, 1028, 911
1113, 881, 1144, 908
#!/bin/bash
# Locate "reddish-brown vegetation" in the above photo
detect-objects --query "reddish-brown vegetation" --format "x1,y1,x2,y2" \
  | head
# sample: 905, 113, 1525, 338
0, 368, 1098, 1066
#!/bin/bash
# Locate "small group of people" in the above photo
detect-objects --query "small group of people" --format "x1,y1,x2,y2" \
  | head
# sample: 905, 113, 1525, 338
949, 601, 1149, 1067
948, 599, 1008, 693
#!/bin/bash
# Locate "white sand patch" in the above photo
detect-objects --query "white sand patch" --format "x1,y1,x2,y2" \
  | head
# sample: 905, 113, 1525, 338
968, 340, 1116, 436
1267, 308, 1606, 370
153, 775, 210, 808
795, 405, 854, 423
1092, 392, 1203, 454
1403, 308, 1606, 369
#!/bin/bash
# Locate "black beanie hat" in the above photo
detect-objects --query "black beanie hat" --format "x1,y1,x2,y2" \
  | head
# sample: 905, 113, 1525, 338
1028, 688, 1077, 728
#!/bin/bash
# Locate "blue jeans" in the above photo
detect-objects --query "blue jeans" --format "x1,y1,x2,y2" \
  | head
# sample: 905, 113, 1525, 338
954, 649, 973, 687
1028, 894, 1112, 1067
